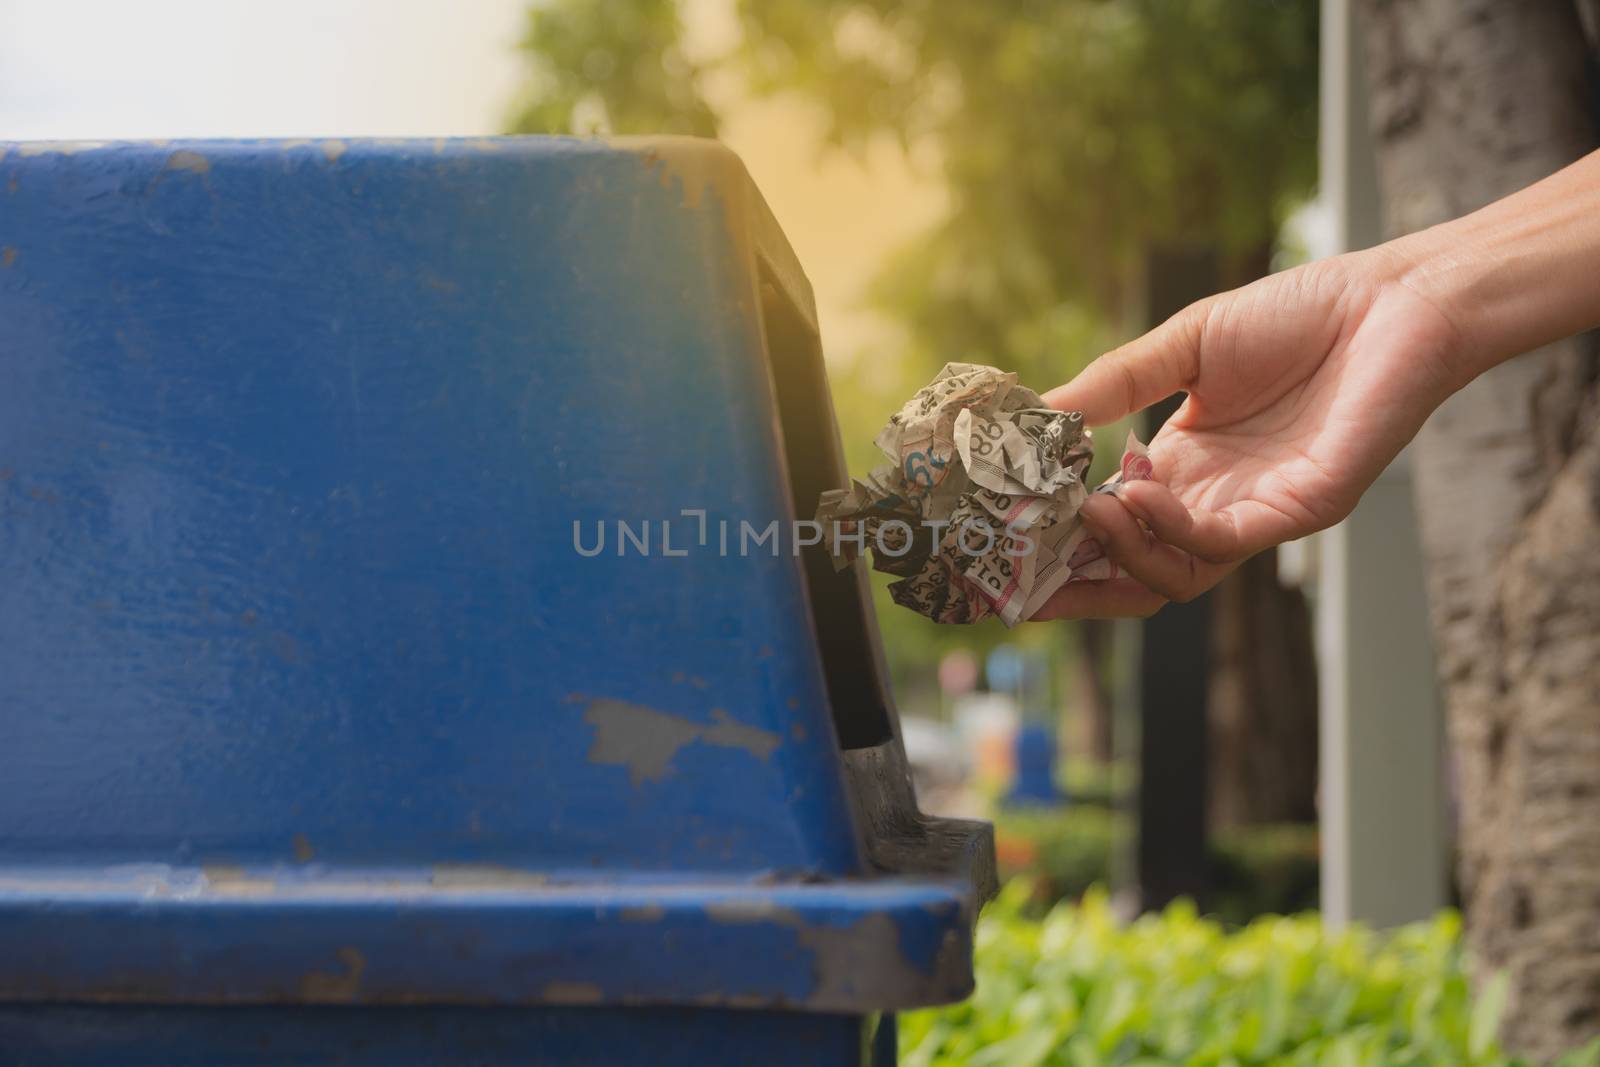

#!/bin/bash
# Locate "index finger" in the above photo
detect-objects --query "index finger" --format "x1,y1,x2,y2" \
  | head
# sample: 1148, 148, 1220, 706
1041, 300, 1207, 426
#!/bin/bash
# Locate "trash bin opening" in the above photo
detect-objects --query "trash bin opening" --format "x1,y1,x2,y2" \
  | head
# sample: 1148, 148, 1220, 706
758, 273, 895, 751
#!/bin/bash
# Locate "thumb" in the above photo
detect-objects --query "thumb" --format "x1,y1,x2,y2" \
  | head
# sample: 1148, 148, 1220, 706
1042, 300, 1206, 426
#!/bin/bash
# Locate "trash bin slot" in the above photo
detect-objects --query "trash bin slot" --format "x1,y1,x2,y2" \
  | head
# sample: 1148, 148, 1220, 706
758, 273, 895, 751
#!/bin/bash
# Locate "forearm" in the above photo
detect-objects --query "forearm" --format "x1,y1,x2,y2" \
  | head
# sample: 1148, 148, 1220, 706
1391, 148, 1600, 382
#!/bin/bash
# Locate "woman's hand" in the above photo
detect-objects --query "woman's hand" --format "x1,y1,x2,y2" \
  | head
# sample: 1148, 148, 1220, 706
1033, 246, 1464, 619
1028, 148, 1600, 620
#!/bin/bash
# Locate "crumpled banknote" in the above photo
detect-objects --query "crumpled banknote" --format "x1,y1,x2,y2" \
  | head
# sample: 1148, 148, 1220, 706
814, 362, 1152, 626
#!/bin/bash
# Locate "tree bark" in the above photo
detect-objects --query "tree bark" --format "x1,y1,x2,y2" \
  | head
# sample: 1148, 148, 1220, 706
1360, 0, 1600, 1057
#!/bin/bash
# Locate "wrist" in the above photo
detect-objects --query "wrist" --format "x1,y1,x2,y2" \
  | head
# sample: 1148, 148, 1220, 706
1382, 150, 1600, 381
1382, 225, 1497, 385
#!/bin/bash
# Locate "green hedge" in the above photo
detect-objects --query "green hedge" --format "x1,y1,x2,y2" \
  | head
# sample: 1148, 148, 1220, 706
994, 808, 1320, 926
902, 883, 1600, 1067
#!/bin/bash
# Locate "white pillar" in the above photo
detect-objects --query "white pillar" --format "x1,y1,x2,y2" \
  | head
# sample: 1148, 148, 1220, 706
1315, 0, 1448, 928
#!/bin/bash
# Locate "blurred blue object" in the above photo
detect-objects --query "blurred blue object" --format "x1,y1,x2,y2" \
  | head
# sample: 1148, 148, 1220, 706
0, 137, 993, 1064
1009, 722, 1065, 806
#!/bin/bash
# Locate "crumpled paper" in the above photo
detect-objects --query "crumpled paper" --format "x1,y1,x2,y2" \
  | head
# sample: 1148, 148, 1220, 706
814, 362, 1152, 626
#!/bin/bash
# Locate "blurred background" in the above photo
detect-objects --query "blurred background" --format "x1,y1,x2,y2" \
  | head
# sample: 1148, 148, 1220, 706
8, 2, 1519, 1062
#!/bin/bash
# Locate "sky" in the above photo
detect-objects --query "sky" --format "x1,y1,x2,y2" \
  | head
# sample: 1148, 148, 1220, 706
0, 0, 944, 356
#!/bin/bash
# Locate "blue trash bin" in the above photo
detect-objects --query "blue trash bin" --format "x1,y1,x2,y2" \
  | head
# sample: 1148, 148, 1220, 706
0, 137, 994, 1064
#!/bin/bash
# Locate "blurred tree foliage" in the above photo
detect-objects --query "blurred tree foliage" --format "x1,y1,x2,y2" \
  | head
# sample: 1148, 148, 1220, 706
507, 0, 1318, 692
509, 0, 1317, 382
741, 0, 1317, 384
507, 0, 717, 137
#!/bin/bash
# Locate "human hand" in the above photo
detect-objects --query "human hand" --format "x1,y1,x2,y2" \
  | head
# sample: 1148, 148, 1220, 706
1033, 246, 1465, 619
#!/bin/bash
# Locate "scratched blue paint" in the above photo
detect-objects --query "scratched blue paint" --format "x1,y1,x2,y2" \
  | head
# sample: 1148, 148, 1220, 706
0, 874, 969, 1008
0, 138, 982, 1063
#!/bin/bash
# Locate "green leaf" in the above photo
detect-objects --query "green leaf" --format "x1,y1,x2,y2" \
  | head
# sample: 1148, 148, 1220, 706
1469, 972, 1509, 1060
965, 1022, 1060, 1067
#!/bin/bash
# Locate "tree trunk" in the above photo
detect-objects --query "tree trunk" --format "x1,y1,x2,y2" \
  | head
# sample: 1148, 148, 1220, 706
1077, 620, 1116, 765
1208, 551, 1320, 827
1360, 0, 1600, 1057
